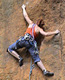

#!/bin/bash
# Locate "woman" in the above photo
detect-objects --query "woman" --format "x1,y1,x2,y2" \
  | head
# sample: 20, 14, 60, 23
7, 4, 60, 76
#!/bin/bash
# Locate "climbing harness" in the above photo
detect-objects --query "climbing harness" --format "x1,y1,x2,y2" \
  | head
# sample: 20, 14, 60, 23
31, 24, 39, 54
29, 24, 38, 80
17, 24, 38, 54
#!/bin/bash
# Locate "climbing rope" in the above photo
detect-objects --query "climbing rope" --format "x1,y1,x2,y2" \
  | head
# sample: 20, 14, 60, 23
29, 58, 34, 80
54, 32, 64, 62
60, 32, 63, 62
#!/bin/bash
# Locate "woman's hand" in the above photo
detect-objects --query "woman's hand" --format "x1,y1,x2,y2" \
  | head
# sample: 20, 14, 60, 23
22, 4, 26, 9
55, 29, 60, 34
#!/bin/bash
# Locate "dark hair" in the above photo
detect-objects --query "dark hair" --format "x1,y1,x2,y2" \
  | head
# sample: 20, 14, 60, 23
36, 19, 45, 28
35, 19, 45, 50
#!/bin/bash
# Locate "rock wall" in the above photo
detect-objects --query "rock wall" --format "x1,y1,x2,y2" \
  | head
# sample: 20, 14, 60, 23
0, 0, 65, 80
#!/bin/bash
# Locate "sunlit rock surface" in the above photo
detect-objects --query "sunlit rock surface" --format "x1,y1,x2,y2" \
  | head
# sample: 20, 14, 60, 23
0, 0, 65, 80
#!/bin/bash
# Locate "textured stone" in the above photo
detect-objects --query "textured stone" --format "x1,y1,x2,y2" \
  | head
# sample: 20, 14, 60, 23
0, 0, 65, 80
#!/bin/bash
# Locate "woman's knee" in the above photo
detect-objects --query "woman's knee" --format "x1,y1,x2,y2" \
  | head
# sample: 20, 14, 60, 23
7, 47, 13, 53
7, 42, 17, 53
34, 58, 40, 64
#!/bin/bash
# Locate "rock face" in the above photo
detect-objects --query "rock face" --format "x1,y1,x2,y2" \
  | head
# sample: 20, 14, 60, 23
0, 0, 65, 80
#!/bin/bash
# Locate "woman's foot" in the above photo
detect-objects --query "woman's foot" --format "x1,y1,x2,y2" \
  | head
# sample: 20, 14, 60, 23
19, 56, 23, 67
43, 70, 54, 77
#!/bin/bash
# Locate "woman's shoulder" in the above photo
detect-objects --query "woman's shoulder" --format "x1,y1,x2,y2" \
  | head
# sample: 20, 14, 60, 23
28, 23, 36, 28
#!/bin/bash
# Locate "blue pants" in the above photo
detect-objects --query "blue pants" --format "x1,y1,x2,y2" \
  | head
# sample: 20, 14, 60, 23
8, 39, 40, 63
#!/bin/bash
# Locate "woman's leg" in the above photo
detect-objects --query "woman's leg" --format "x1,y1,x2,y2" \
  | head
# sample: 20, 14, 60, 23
37, 60, 54, 76
28, 47, 46, 71
7, 41, 23, 66
37, 60, 46, 71
7, 41, 21, 59
28, 47, 54, 76
8, 49, 20, 60
8, 49, 23, 66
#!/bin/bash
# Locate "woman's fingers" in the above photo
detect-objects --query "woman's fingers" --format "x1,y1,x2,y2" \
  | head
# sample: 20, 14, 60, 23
22, 4, 26, 9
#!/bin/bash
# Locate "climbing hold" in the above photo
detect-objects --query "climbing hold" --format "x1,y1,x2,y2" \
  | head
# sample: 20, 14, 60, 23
26, 1, 29, 5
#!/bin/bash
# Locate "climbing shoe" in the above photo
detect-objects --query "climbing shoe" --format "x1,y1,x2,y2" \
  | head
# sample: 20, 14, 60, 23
19, 56, 23, 67
6, 48, 8, 52
43, 70, 54, 77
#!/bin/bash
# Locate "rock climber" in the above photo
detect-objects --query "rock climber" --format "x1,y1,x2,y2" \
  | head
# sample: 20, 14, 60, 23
7, 4, 60, 76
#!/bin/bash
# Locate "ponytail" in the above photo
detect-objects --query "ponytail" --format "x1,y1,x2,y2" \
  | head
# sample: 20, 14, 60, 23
36, 19, 45, 28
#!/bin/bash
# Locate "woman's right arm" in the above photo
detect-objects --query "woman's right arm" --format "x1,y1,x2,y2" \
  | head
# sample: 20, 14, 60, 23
22, 4, 33, 25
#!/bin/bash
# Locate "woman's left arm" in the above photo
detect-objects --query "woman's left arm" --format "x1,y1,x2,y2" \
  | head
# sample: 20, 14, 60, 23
39, 27, 60, 36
